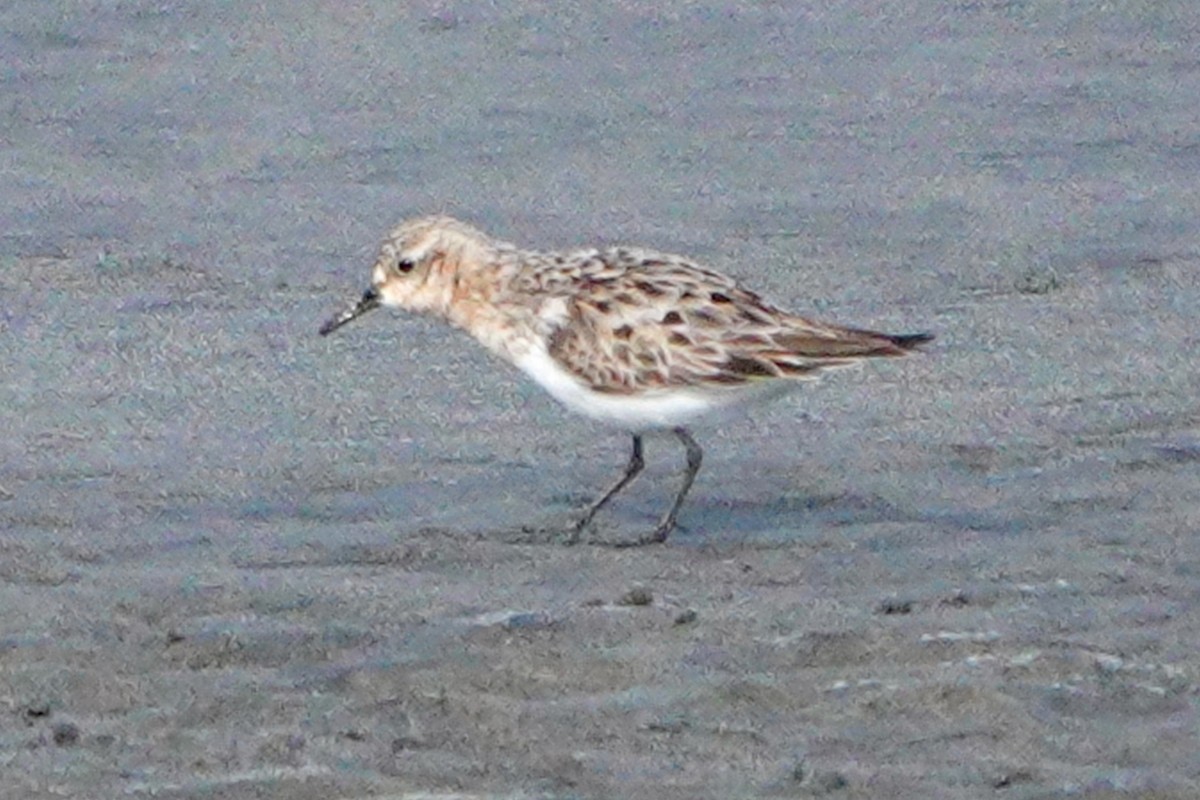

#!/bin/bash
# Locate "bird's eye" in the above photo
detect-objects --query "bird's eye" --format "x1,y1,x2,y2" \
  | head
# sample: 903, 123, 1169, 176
397, 258, 415, 274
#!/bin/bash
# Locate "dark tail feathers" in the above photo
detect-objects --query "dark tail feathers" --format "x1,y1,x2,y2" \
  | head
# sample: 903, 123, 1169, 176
887, 332, 935, 351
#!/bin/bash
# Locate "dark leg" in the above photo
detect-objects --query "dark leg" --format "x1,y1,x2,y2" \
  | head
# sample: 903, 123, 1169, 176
646, 427, 703, 544
569, 434, 644, 542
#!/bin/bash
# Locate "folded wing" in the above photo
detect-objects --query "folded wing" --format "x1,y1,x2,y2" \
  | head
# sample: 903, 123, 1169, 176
545, 252, 932, 394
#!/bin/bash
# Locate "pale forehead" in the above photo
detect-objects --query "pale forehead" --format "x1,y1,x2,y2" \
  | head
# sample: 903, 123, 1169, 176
381, 217, 439, 256
381, 215, 484, 258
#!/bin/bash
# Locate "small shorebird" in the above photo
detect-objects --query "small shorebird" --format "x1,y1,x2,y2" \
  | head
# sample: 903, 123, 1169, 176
320, 216, 931, 546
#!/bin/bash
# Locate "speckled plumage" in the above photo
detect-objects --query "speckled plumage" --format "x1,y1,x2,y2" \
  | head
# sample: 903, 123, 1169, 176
320, 215, 933, 545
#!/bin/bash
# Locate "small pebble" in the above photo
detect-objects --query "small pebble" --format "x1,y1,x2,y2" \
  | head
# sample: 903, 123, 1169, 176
810, 769, 849, 794
23, 704, 50, 721
875, 597, 913, 615
942, 589, 971, 607
674, 609, 697, 625
618, 587, 653, 606
52, 721, 80, 747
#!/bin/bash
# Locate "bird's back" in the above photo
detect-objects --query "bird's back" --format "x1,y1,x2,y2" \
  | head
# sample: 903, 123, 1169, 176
535, 247, 931, 396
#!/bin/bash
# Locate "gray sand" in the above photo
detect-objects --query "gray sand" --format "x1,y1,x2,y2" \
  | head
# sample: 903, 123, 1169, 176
2, 2, 1199, 798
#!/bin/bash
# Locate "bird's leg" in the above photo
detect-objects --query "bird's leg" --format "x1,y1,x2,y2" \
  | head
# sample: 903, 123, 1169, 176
569, 434, 644, 541
646, 427, 703, 544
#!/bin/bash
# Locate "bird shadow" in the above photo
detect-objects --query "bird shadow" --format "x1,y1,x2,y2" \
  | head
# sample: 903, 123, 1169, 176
475, 487, 1029, 548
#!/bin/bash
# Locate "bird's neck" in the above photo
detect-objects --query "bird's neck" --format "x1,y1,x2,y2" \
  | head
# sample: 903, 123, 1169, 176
441, 245, 549, 365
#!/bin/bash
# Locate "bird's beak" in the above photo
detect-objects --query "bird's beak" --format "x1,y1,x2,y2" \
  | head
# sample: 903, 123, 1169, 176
319, 287, 381, 336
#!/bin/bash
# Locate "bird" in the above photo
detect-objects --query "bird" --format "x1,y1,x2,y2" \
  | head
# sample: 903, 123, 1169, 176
320, 215, 932, 545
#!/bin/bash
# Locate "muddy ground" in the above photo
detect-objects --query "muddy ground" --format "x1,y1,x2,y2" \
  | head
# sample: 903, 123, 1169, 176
2, 2, 1198, 798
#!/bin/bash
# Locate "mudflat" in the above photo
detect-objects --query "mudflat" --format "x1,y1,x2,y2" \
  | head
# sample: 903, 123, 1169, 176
2, 3, 1198, 798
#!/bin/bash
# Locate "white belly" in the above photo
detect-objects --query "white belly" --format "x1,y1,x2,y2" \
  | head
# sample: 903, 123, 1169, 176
514, 347, 794, 430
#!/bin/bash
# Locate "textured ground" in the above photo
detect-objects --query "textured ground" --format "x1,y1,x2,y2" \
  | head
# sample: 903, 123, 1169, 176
2, 2, 1199, 798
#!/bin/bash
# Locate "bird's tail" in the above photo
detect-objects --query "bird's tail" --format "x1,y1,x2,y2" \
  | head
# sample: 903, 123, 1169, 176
737, 326, 933, 381
882, 332, 935, 352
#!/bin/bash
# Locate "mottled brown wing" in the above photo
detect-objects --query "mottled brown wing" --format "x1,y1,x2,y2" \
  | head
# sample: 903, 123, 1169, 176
545, 251, 931, 393
726, 319, 934, 379
545, 282, 694, 395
